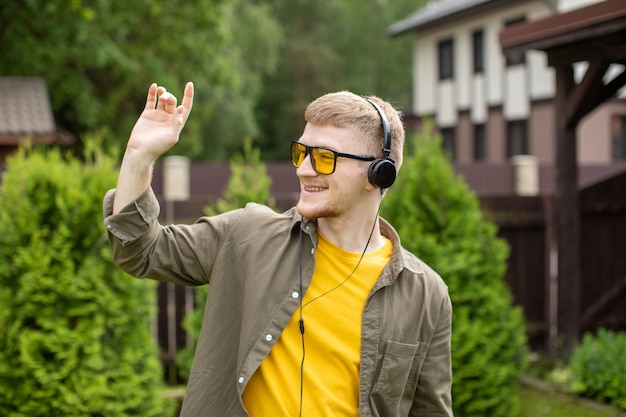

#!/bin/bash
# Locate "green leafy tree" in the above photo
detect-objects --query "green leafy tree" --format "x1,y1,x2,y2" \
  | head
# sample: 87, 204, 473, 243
196, 1, 283, 161
0, 139, 171, 417
328, 0, 421, 107
256, 0, 424, 160
381, 128, 528, 417
0, 0, 282, 161
176, 139, 277, 378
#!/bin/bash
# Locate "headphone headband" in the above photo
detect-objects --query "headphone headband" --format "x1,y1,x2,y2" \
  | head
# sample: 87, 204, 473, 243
364, 98, 396, 189
365, 98, 392, 159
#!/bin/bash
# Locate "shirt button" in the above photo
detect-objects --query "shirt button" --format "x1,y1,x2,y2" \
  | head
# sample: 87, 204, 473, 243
265, 334, 273, 342
291, 291, 299, 299
311, 247, 315, 255
238, 376, 244, 384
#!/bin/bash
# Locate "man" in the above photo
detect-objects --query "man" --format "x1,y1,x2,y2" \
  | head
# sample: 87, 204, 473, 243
104, 82, 452, 416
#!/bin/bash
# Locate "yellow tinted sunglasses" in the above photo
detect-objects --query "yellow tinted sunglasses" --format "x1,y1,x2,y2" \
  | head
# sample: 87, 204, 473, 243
290, 141, 376, 175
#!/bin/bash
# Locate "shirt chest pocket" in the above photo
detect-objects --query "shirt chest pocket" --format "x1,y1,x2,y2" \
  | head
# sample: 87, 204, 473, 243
370, 340, 427, 415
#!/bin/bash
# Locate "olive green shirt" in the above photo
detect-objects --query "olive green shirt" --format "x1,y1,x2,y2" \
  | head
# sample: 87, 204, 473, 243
103, 188, 453, 417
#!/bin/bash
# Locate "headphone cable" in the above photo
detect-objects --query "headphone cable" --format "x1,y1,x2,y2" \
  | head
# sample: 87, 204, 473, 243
297, 194, 383, 415
298, 226, 305, 417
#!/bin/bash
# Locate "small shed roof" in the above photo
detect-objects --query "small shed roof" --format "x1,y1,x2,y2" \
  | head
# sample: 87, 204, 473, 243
0, 76, 73, 146
0, 77, 55, 136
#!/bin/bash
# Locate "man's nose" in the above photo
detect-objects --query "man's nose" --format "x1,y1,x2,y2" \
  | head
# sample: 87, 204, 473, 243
296, 154, 317, 176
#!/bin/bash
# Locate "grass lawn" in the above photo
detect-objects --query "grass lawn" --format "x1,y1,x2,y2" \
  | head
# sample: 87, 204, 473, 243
519, 382, 625, 417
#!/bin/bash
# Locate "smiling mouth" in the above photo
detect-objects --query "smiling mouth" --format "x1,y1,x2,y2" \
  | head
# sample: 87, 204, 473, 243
303, 185, 327, 192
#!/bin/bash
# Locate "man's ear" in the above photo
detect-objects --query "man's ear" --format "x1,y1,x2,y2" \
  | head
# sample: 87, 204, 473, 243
364, 180, 379, 192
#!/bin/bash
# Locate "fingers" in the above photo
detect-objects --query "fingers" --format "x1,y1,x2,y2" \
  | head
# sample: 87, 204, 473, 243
144, 82, 194, 119
145, 84, 169, 111
144, 83, 158, 110
178, 82, 194, 124
157, 89, 177, 113
181, 81, 194, 112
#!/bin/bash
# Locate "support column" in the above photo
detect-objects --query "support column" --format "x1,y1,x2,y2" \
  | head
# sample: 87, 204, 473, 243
554, 64, 580, 354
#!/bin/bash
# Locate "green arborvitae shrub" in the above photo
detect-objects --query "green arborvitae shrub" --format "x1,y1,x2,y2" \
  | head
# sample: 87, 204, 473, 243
176, 139, 277, 379
381, 130, 528, 417
569, 328, 626, 410
0, 140, 171, 417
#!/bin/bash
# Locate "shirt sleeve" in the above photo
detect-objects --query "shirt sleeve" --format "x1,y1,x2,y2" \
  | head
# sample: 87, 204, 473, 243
103, 187, 160, 246
102, 187, 241, 286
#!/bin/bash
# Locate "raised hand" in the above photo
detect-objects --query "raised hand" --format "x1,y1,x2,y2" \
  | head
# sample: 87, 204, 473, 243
112, 82, 194, 213
127, 82, 194, 160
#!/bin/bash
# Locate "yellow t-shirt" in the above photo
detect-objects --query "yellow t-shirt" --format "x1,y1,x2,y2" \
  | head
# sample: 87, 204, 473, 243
243, 231, 392, 416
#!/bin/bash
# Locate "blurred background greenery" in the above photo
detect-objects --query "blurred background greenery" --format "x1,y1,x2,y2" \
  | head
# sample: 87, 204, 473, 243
0, 0, 421, 162
1, 1, 625, 416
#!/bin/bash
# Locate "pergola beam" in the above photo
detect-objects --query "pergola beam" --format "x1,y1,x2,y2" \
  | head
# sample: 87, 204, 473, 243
500, 0, 626, 354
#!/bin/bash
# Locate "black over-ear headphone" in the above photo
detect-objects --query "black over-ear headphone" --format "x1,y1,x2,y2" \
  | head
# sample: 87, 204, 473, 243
365, 98, 396, 189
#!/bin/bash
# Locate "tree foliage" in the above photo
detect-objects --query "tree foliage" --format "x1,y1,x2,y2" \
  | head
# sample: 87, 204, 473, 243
381, 127, 528, 417
0, 139, 171, 416
255, 0, 424, 160
0, 0, 281, 161
2, 0, 425, 162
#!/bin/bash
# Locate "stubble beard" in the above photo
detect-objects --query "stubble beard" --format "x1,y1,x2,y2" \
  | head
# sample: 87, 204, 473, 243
296, 196, 341, 220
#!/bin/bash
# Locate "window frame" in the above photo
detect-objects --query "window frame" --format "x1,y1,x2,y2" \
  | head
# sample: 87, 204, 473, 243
612, 115, 626, 160
438, 38, 454, 80
472, 29, 484, 74
440, 127, 456, 160
504, 17, 527, 66
473, 123, 487, 161
507, 119, 528, 157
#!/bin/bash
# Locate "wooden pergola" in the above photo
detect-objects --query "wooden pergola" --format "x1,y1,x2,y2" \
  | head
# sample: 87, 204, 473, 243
500, 0, 626, 353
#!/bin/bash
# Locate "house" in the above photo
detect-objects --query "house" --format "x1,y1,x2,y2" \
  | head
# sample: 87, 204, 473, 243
389, 0, 626, 353
388, 0, 626, 166
0, 76, 73, 166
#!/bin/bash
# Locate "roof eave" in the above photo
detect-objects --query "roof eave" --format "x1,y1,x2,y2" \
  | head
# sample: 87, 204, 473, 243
500, 0, 626, 55
388, 0, 514, 38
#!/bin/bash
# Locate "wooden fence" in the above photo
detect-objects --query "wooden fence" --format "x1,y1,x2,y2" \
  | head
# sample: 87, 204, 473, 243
2, 156, 623, 382
150, 165, 626, 382
481, 170, 626, 352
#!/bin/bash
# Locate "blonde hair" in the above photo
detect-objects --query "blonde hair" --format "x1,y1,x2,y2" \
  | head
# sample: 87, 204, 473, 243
304, 91, 405, 169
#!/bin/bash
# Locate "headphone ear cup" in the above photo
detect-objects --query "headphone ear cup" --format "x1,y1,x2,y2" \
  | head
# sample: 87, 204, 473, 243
368, 158, 396, 189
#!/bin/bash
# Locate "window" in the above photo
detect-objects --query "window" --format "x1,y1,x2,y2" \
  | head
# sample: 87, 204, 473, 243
474, 124, 487, 161
612, 115, 626, 160
504, 17, 526, 66
438, 39, 454, 80
507, 120, 528, 157
440, 127, 456, 160
472, 30, 484, 74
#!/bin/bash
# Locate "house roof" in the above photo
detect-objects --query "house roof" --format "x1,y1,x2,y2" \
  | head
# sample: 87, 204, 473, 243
388, 0, 510, 36
0, 77, 55, 136
0, 76, 73, 146
500, 0, 626, 61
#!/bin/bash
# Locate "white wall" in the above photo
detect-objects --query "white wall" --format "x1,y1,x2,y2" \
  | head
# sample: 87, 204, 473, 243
528, 50, 555, 99
504, 66, 529, 119
413, 37, 435, 115
412, 0, 557, 125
